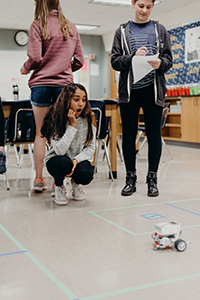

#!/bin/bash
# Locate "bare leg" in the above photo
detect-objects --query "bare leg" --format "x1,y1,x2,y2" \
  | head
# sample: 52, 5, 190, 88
32, 106, 50, 180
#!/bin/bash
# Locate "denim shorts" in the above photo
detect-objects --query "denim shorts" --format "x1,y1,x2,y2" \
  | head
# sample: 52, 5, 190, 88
31, 86, 64, 107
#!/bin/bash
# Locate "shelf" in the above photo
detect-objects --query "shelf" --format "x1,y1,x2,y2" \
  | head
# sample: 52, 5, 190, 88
166, 96, 181, 100
168, 113, 181, 116
165, 123, 181, 128
163, 136, 181, 141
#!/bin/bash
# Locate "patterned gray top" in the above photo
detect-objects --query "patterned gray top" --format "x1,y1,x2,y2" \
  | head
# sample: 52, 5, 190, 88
44, 117, 96, 164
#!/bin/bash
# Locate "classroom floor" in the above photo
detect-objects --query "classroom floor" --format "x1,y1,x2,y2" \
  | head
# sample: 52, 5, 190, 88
0, 141, 200, 300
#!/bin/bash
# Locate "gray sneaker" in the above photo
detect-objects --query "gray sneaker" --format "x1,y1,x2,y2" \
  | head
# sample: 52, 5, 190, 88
0, 151, 6, 174
71, 179, 85, 201
33, 177, 47, 192
54, 185, 68, 205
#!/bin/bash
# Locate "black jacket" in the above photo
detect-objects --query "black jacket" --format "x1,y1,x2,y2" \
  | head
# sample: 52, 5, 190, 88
111, 20, 173, 107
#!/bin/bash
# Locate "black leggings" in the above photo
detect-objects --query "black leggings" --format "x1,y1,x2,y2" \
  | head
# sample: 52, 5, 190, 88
120, 84, 163, 173
0, 99, 5, 147
46, 155, 94, 186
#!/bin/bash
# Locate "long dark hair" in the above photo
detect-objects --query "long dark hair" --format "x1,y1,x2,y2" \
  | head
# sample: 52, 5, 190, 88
41, 83, 93, 146
34, 0, 73, 40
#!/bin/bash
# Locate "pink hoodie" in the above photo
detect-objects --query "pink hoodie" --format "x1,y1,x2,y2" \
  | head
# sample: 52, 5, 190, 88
24, 11, 84, 87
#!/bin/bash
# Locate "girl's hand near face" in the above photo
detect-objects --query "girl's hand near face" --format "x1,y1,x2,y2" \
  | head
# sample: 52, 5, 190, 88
68, 108, 77, 127
65, 159, 78, 178
135, 46, 148, 56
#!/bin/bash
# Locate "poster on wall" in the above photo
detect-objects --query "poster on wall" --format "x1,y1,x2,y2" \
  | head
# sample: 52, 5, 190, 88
165, 22, 200, 86
185, 27, 200, 63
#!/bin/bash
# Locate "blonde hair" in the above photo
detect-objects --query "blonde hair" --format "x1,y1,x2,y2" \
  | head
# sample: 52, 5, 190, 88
34, 0, 73, 40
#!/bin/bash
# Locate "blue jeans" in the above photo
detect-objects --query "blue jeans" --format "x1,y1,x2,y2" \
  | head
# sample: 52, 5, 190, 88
31, 86, 64, 107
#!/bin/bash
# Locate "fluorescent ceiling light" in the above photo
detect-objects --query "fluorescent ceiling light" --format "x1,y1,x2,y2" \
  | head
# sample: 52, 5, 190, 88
75, 24, 98, 31
89, 0, 160, 6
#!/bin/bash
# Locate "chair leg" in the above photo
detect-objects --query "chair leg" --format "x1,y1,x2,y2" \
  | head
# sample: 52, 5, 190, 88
101, 139, 114, 181
136, 136, 147, 157
116, 140, 123, 162
94, 139, 101, 174
14, 145, 21, 167
28, 144, 35, 169
3, 146, 10, 190
135, 130, 143, 145
103, 135, 123, 162
4, 171, 9, 190
102, 135, 109, 161
14, 144, 24, 167
5, 145, 9, 160
162, 137, 172, 159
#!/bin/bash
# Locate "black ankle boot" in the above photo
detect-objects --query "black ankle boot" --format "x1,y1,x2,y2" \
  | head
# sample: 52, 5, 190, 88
121, 171, 137, 196
146, 171, 159, 197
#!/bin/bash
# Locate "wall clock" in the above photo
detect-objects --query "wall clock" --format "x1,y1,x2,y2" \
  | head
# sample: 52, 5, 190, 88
14, 31, 29, 46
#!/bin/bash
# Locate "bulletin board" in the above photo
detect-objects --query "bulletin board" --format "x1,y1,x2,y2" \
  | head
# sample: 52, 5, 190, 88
165, 21, 200, 86
0, 50, 30, 100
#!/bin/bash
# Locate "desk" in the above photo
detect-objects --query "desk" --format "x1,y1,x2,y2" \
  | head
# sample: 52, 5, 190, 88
104, 99, 119, 179
2, 100, 16, 118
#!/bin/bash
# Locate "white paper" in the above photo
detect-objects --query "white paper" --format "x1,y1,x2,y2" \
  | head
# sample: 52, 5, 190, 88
132, 54, 159, 84
90, 64, 99, 76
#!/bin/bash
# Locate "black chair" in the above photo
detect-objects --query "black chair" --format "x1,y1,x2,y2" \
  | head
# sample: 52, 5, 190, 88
5, 100, 36, 189
136, 103, 172, 158
0, 97, 9, 189
89, 100, 114, 181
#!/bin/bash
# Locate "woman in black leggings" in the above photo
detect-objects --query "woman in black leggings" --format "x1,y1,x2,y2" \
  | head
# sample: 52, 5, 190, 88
111, 0, 172, 197
120, 84, 163, 195
0, 98, 6, 174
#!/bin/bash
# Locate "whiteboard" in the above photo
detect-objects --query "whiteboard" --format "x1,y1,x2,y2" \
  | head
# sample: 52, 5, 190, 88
0, 50, 30, 100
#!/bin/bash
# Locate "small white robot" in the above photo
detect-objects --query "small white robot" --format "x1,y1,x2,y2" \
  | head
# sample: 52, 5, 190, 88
152, 221, 187, 252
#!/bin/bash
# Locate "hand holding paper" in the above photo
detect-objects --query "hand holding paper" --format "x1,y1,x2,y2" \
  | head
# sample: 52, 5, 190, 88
132, 53, 159, 84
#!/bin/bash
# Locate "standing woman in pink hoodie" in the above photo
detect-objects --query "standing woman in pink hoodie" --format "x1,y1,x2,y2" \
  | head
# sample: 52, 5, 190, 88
20, 0, 84, 192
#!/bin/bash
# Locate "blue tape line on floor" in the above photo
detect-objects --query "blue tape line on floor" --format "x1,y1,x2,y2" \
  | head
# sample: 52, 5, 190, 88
0, 250, 27, 257
164, 203, 200, 216
0, 223, 77, 299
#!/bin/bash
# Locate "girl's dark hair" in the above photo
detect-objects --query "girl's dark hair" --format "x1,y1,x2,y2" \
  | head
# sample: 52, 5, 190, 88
34, 0, 73, 40
41, 83, 93, 146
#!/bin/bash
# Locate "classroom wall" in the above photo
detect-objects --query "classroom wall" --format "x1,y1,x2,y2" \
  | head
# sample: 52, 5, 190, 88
0, 29, 109, 100
80, 35, 110, 99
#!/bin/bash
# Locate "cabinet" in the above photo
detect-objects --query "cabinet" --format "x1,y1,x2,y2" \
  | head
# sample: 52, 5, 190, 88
117, 95, 200, 144
181, 96, 200, 143
138, 100, 182, 141
165, 96, 200, 143
162, 97, 181, 141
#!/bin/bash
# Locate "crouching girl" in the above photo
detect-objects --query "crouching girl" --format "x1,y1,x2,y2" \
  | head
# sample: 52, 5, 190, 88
41, 83, 96, 205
